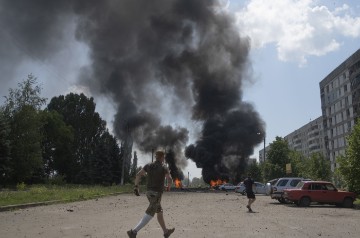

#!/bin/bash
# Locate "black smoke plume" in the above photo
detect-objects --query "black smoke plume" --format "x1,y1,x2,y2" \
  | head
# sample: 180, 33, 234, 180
165, 149, 184, 182
0, 0, 265, 184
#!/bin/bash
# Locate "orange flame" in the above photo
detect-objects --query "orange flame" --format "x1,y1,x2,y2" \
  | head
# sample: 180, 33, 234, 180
174, 179, 182, 188
210, 179, 227, 187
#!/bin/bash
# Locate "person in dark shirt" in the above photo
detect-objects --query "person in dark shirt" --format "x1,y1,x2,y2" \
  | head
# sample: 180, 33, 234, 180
243, 173, 256, 212
127, 150, 175, 238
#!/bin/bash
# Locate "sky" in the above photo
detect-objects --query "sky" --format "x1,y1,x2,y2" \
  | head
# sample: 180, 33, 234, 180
1, 0, 360, 180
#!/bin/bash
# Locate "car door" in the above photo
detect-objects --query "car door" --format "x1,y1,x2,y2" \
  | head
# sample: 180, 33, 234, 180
309, 183, 326, 202
322, 183, 341, 203
255, 182, 266, 194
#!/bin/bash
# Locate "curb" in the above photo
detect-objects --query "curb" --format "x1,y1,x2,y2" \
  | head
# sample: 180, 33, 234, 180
0, 192, 126, 212
0, 200, 63, 212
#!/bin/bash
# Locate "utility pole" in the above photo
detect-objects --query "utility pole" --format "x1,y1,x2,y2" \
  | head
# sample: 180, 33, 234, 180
152, 148, 154, 162
257, 132, 266, 162
188, 171, 190, 187
263, 136, 266, 161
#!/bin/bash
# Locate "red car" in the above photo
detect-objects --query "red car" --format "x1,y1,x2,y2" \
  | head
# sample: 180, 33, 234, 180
283, 181, 356, 208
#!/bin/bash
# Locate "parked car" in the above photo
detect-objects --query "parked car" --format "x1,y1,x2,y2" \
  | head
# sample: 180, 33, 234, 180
235, 182, 268, 195
265, 178, 279, 195
270, 177, 311, 203
283, 181, 356, 208
218, 183, 236, 191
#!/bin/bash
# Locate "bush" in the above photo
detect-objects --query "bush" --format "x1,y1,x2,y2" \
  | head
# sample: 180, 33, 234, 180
46, 175, 66, 186
16, 182, 26, 191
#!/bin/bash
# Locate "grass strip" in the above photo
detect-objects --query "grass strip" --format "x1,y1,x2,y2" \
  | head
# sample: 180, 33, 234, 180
0, 184, 135, 207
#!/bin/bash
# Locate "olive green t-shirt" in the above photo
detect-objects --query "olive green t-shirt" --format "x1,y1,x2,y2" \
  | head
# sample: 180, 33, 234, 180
143, 161, 169, 192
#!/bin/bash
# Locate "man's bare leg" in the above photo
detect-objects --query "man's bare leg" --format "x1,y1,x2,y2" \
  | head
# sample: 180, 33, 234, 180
157, 211, 167, 232
157, 212, 175, 237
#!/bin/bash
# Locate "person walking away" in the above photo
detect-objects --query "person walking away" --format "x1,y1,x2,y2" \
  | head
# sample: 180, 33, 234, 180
127, 150, 175, 238
243, 173, 256, 212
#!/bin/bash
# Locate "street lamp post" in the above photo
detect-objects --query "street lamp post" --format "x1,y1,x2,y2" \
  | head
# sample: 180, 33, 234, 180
257, 132, 266, 162
188, 171, 190, 187
263, 136, 266, 162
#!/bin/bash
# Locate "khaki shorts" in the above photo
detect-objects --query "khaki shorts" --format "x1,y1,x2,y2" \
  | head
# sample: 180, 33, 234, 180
145, 191, 163, 216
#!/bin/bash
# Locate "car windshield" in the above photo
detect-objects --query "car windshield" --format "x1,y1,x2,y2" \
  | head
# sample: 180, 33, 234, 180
296, 181, 304, 188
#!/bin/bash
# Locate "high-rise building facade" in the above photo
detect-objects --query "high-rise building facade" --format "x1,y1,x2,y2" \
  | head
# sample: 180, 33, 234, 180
284, 116, 326, 158
319, 49, 360, 171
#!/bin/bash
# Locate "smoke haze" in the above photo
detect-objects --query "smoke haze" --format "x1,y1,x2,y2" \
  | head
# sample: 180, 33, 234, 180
0, 0, 265, 182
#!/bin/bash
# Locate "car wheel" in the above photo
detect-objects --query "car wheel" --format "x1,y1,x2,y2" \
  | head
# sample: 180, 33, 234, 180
342, 197, 353, 208
241, 191, 246, 195
278, 197, 286, 204
299, 197, 311, 207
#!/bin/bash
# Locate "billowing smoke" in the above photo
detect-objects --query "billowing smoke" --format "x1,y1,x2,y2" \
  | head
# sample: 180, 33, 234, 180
185, 106, 264, 183
0, 0, 265, 183
165, 149, 184, 182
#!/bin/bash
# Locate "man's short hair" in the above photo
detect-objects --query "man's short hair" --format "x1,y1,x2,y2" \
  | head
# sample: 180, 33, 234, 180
155, 150, 165, 158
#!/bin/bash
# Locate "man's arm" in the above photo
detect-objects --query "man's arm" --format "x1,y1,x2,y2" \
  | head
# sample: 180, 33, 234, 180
134, 168, 146, 187
133, 168, 146, 196
165, 172, 172, 191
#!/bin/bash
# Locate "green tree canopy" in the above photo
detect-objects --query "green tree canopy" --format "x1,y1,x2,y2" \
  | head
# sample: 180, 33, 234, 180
337, 120, 360, 193
47, 93, 109, 183
0, 109, 11, 185
263, 136, 291, 179
41, 110, 74, 180
1, 75, 47, 184
245, 161, 262, 182
3, 74, 47, 117
8, 106, 43, 183
306, 153, 332, 181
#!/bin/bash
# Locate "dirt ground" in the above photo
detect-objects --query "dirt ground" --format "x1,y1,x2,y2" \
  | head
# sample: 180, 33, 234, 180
1, 190, 359, 238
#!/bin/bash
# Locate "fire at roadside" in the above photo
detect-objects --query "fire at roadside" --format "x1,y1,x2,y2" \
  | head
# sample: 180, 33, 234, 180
167, 178, 230, 193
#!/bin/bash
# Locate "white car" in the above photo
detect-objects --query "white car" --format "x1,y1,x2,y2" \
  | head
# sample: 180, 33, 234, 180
270, 177, 311, 203
235, 182, 268, 195
218, 183, 236, 191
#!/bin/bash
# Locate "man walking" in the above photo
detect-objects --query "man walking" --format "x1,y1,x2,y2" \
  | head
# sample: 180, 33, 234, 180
243, 173, 256, 212
127, 150, 175, 238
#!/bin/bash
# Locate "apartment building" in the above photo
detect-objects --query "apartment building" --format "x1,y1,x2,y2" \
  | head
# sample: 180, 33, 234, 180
284, 116, 326, 158
258, 117, 325, 164
258, 49, 360, 169
258, 145, 270, 163
319, 49, 360, 171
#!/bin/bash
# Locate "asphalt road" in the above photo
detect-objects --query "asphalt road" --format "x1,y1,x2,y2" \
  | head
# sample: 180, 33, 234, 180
1, 190, 359, 238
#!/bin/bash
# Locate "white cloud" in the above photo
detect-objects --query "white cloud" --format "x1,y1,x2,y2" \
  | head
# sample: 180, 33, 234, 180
235, 0, 360, 65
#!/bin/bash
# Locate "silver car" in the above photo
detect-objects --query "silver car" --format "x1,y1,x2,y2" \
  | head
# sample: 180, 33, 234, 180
235, 182, 268, 195
218, 183, 236, 191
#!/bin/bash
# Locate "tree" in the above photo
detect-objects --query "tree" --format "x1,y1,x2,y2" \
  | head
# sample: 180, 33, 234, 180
47, 93, 107, 183
8, 106, 43, 183
41, 110, 74, 180
191, 177, 207, 187
2, 74, 47, 118
288, 150, 306, 178
0, 110, 11, 186
263, 137, 291, 179
336, 120, 360, 193
2, 75, 47, 184
306, 153, 332, 181
245, 161, 262, 182
130, 151, 138, 178
92, 130, 122, 185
